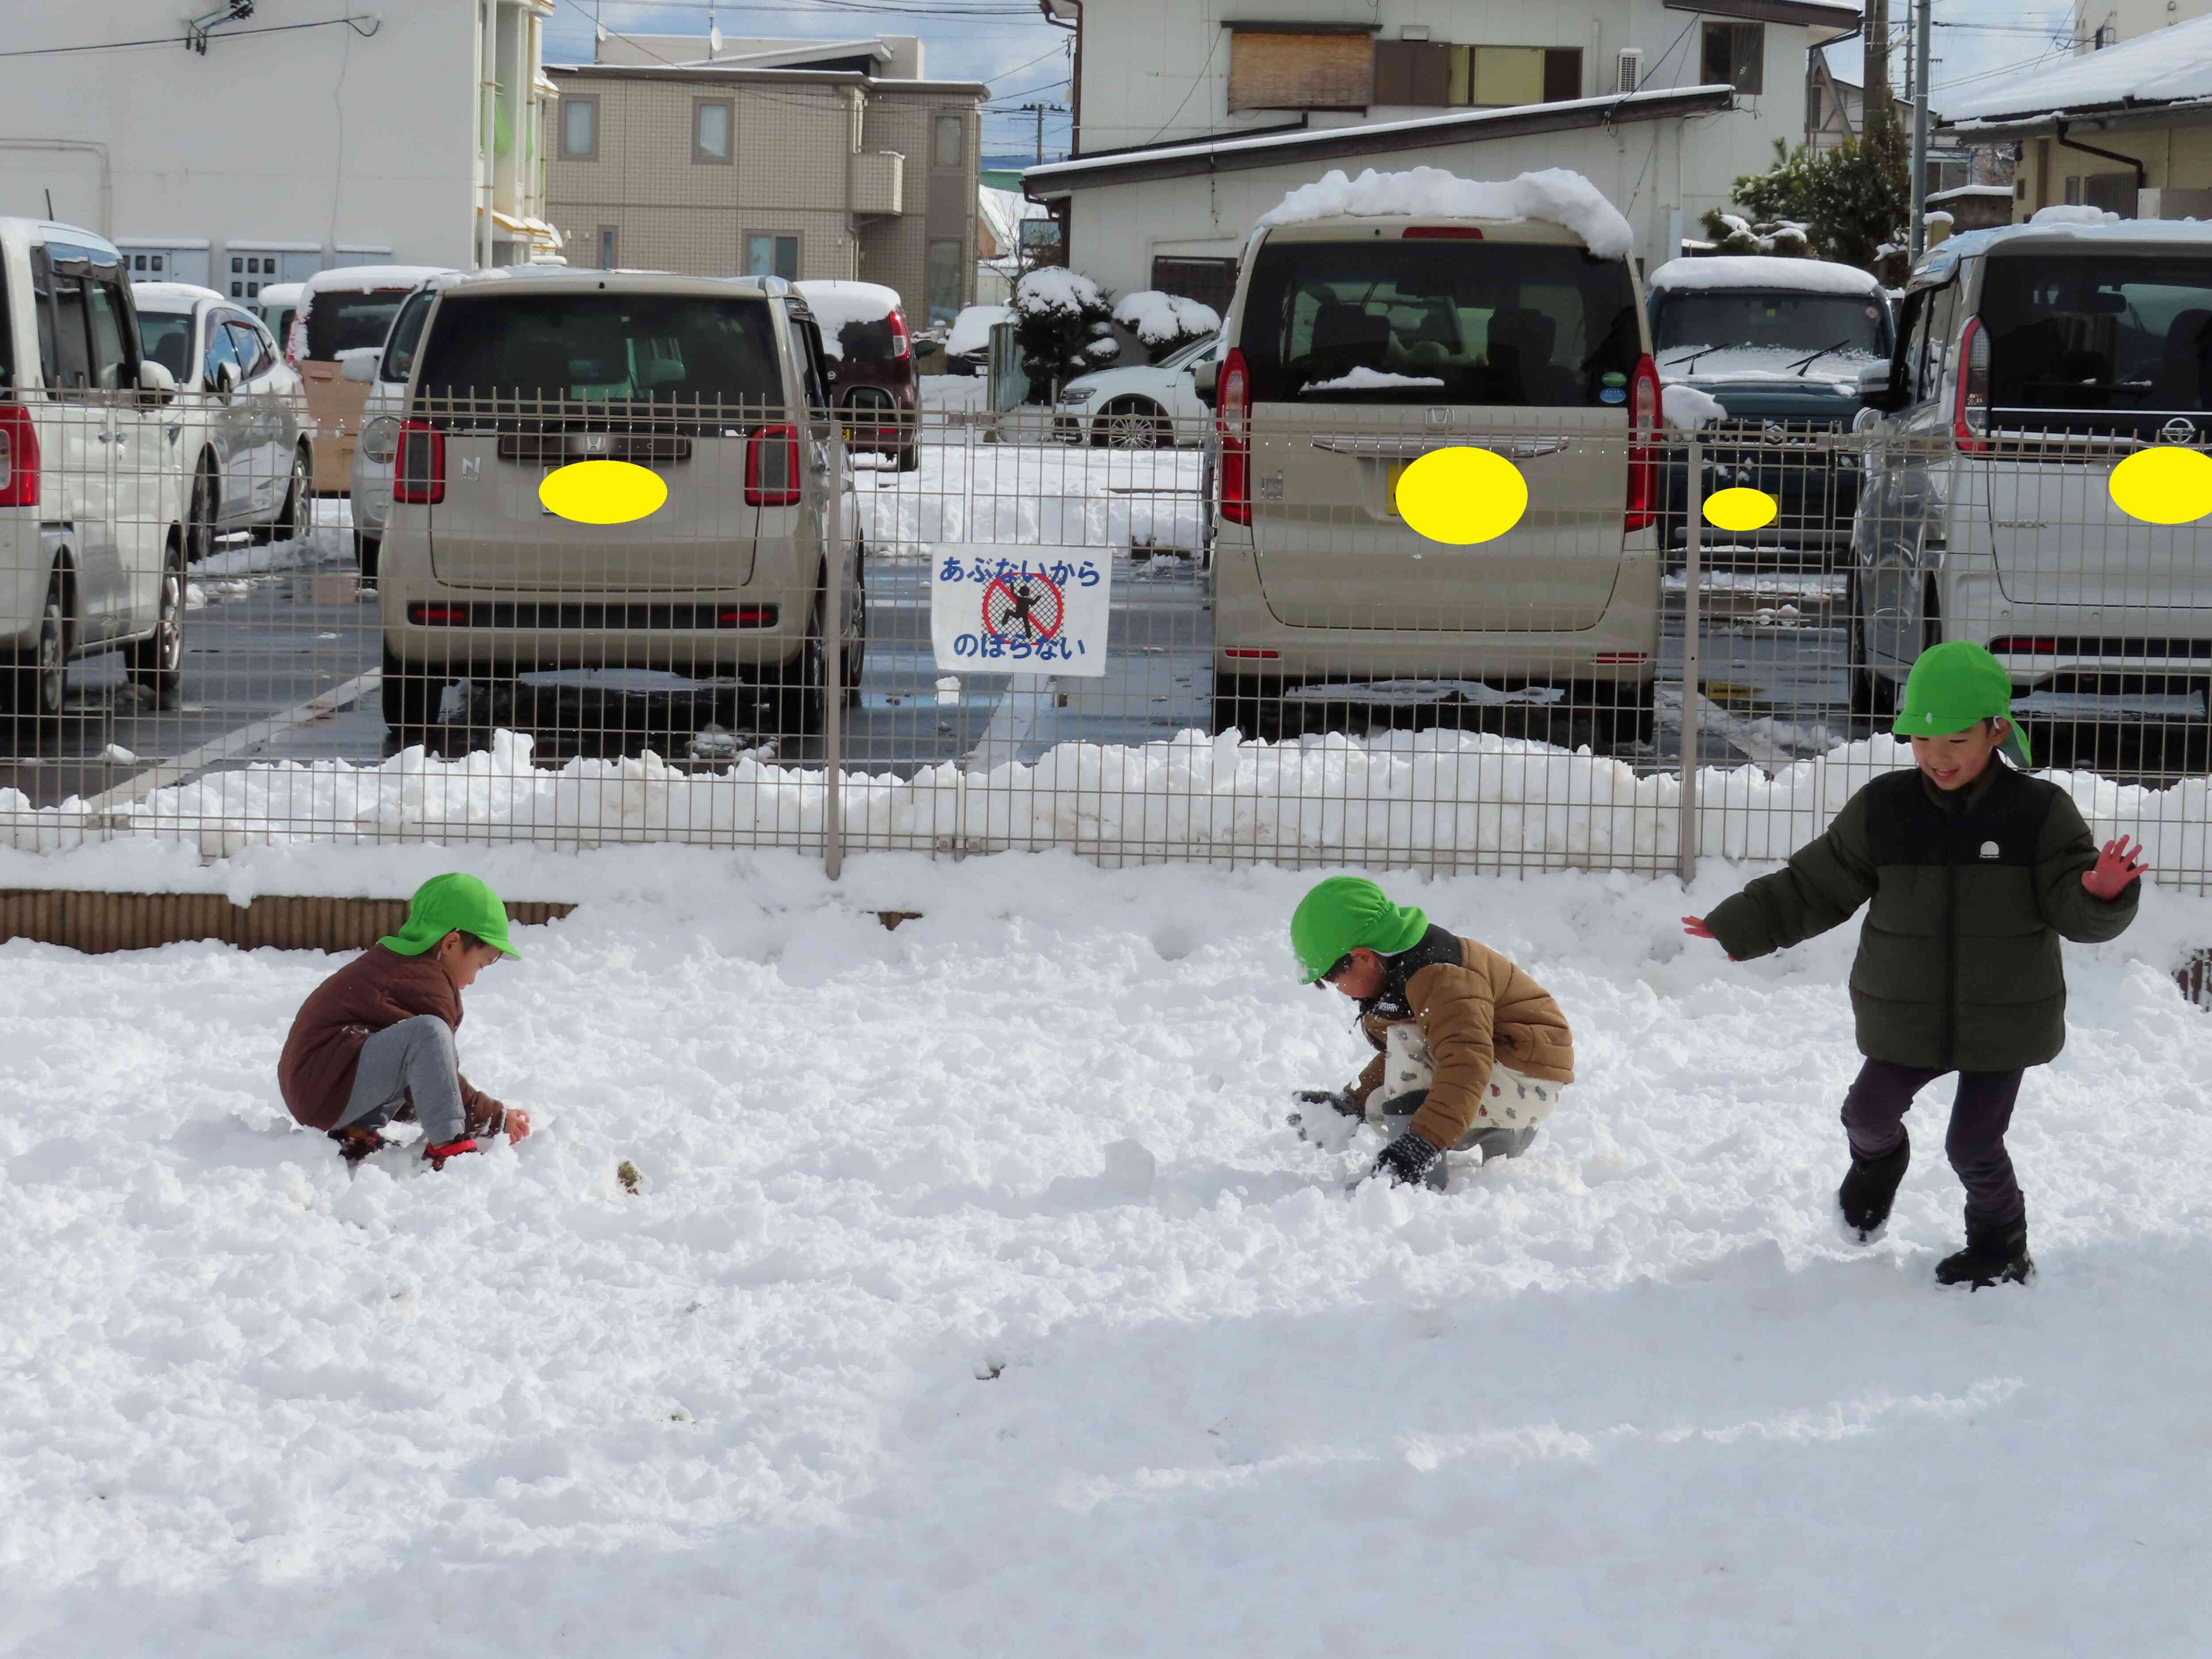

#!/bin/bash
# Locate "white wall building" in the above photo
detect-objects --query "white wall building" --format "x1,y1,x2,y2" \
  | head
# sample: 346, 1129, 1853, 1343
0, 0, 560, 298
1028, 0, 1860, 293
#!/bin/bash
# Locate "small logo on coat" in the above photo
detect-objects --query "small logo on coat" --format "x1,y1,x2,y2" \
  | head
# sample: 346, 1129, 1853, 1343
1980, 840, 2001, 859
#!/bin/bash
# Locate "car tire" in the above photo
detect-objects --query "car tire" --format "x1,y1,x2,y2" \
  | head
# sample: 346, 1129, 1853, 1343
185, 456, 218, 566
1210, 671, 1287, 740
777, 588, 829, 736
381, 645, 440, 739
356, 531, 380, 586
1593, 680, 1657, 751
1846, 576, 1895, 721
127, 547, 187, 711
896, 442, 921, 473
841, 545, 868, 708
1098, 398, 1167, 450
273, 446, 311, 544
2, 574, 69, 729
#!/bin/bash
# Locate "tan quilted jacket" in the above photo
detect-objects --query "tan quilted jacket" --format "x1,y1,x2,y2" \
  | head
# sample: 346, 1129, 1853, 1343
1345, 935, 1575, 1149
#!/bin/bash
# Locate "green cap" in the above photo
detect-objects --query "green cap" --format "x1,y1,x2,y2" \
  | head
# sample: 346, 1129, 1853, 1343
1894, 641, 2031, 767
380, 872, 521, 959
1290, 876, 1429, 983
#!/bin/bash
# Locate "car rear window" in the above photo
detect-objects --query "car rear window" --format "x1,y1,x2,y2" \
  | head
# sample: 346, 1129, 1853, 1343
305, 289, 413, 361
1983, 252, 2212, 432
828, 316, 899, 362
1652, 291, 1887, 368
414, 292, 784, 411
1238, 237, 1641, 406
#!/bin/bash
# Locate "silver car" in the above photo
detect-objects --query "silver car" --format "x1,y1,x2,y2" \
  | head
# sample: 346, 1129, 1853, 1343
1851, 216, 2212, 728
376, 269, 864, 737
131, 282, 309, 562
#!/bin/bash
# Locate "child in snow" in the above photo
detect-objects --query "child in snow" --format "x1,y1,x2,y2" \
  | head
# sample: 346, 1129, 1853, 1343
279, 872, 533, 1168
1685, 641, 2144, 1289
1289, 876, 1576, 1191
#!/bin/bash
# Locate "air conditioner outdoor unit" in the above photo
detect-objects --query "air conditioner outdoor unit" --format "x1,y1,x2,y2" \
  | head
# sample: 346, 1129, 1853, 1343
1616, 49, 1643, 94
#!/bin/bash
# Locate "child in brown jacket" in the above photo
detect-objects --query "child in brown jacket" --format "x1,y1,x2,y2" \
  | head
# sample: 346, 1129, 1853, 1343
1289, 876, 1575, 1191
279, 872, 532, 1167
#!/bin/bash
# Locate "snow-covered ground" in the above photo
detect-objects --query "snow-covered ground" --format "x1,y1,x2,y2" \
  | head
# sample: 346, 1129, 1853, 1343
854, 442, 1205, 557
5, 851, 2211, 1654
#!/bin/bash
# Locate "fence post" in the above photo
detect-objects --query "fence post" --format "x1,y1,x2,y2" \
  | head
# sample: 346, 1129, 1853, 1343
1676, 438, 1704, 886
822, 425, 847, 881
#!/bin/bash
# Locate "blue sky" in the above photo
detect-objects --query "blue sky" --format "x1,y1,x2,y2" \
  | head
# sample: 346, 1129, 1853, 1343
538, 0, 2083, 163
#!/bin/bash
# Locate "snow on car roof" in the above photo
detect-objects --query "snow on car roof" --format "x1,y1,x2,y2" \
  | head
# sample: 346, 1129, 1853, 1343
129, 282, 227, 309
1916, 208, 2212, 284
301, 264, 461, 295
1256, 165, 1634, 260
946, 303, 1014, 357
1647, 256, 1883, 297
794, 280, 904, 357
254, 282, 304, 305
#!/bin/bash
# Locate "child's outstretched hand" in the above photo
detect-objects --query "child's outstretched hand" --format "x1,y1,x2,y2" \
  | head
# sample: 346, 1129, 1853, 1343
1681, 917, 1737, 960
503, 1108, 533, 1144
2082, 837, 2149, 901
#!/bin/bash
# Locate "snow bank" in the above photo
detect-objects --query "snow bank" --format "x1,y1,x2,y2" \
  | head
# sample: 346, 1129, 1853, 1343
1647, 255, 1883, 296
7, 726, 2209, 887
1111, 290, 1221, 347
5, 852, 2212, 1654
945, 304, 1014, 357
1258, 166, 1635, 259
794, 280, 903, 360
1663, 381, 1728, 428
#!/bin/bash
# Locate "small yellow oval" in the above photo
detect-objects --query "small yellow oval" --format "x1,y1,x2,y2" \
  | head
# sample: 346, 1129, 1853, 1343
1704, 487, 1779, 533
2108, 445, 2212, 526
1394, 446, 1528, 546
538, 459, 668, 526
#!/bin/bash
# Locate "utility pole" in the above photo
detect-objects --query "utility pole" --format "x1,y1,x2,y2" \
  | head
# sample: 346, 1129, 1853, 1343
1014, 102, 1067, 165
1864, 0, 1894, 140
1909, 0, 1934, 260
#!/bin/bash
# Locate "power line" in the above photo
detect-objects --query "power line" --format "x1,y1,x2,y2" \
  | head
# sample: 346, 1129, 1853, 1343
0, 14, 379, 60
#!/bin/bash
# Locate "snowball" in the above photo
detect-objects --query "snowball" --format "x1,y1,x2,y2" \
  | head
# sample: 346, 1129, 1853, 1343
1257, 165, 1635, 259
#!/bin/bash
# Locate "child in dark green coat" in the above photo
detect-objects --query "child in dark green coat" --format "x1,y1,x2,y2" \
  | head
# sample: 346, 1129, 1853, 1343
1684, 642, 2144, 1288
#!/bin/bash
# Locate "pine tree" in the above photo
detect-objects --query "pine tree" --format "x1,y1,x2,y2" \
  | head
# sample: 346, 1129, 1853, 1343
1705, 132, 1911, 283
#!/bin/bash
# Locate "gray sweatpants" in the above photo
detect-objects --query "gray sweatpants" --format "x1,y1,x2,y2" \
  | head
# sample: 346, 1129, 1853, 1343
334, 1015, 468, 1144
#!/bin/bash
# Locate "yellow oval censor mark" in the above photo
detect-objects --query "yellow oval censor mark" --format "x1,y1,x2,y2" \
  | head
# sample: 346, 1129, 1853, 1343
538, 459, 668, 526
2108, 445, 2212, 526
1393, 446, 1528, 545
1704, 487, 1778, 534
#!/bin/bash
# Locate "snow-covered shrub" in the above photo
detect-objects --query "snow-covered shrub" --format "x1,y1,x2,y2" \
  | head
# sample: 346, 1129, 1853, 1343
1111, 290, 1221, 358
1014, 267, 1116, 397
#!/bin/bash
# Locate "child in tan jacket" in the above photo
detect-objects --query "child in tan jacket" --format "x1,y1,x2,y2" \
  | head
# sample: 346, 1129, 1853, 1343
1289, 876, 1575, 1191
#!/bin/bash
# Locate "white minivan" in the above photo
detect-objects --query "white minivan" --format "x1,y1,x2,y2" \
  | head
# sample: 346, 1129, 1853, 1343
1, 219, 188, 721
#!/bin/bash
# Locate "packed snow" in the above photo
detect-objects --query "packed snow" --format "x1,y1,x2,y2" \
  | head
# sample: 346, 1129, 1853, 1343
4, 849, 2212, 1654
1258, 166, 1636, 260
792, 280, 902, 361
1647, 256, 1884, 297
1663, 381, 1728, 429
1302, 367, 1445, 393
1112, 290, 1221, 347
944, 304, 1014, 358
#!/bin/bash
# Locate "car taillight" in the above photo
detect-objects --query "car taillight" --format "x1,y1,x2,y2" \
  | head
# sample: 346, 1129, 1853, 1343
1217, 347, 1252, 526
1624, 353, 1661, 532
1955, 315, 1989, 454
1992, 637, 2059, 654
408, 603, 471, 625
718, 605, 778, 628
0, 402, 40, 509
745, 423, 802, 507
392, 420, 445, 504
889, 309, 911, 361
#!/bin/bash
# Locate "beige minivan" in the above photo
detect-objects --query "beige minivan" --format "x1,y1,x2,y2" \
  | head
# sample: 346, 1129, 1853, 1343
1205, 211, 1663, 747
376, 269, 864, 737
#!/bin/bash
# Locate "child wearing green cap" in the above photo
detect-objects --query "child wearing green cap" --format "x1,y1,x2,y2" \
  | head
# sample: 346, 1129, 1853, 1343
279, 872, 533, 1168
1685, 641, 2145, 1288
1289, 875, 1576, 1191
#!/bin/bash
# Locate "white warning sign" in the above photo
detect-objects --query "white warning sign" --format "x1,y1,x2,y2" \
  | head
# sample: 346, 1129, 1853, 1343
929, 549, 1111, 677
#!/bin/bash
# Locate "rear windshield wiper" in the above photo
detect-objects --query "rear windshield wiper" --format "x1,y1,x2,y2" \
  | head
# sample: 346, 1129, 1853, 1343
1786, 339, 1855, 376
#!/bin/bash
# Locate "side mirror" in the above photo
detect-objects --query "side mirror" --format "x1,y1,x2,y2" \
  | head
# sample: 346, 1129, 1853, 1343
1856, 359, 1903, 414
212, 361, 238, 399
136, 360, 177, 399
339, 348, 381, 384
1193, 357, 1218, 411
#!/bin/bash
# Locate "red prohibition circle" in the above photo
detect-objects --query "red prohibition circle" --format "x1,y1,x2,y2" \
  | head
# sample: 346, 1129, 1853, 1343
981, 572, 1066, 640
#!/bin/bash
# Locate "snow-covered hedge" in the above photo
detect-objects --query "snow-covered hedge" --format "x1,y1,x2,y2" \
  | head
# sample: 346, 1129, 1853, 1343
1014, 267, 1117, 394
1111, 291, 1221, 354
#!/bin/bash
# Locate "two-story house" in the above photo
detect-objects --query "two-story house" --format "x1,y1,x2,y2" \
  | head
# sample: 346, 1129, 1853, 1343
1025, 0, 1860, 298
543, 34, 987, 327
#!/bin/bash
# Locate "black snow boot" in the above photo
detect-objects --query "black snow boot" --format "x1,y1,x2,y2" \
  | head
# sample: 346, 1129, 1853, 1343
1837, 1131, 1910, 1241
1935, 1218, 2034, 1290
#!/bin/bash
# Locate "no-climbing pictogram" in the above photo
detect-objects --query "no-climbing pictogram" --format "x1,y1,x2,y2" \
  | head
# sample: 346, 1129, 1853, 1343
982, 571, 1066, 641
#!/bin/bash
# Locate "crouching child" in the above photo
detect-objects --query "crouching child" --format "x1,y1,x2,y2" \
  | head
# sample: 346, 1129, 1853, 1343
1289, 876, 1576, 1191
280, 872, 533, 1167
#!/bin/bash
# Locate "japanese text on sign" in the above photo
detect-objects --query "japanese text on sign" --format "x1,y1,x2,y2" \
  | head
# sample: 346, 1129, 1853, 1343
929, 549, 1112, 677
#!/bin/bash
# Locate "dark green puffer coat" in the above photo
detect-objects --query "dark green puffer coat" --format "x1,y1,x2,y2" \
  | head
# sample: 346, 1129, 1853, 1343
1704, 764, 2137, 1071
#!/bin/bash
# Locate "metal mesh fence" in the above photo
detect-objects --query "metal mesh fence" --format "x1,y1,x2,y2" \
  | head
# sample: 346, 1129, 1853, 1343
1, 388, 2207, 888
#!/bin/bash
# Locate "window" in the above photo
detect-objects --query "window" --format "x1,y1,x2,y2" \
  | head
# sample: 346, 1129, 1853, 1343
694, 98, 732, 164
1149, 256, 1238, 318
413, 292, 783, 409
745, 233, 798, 280
932, 113, 964, 170
925, 238, 964, 326
1376, 42, 1584, 109
46, 271, 92, 389
84, 276, 131, 391
203, 314, 243, 389
136, 311, 194, 381
597, 226, 618, 270
1701, 23, 1763, 95
380, 290, 435, 383
1227, 27, 1375, 113
225, 317, 274, 380
305, 288, 415, 361
1980, 253, 2212, 436
560, 95, 599, 160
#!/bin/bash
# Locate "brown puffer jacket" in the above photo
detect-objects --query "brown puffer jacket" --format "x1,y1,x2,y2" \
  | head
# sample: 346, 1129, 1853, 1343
1342, 928, 1575, 1150
278, 945, 507, 1133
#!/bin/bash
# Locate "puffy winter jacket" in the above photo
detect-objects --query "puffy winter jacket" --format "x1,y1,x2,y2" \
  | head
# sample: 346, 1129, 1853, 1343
1703, 764, 2136, 1071
1343, 926, 1576, 1150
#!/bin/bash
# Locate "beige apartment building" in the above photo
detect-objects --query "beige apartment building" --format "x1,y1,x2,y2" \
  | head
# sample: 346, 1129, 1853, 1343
541, 50, 986, 326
